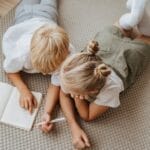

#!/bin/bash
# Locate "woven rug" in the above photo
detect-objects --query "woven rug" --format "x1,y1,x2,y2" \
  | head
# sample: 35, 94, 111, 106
0, 0, 150, 149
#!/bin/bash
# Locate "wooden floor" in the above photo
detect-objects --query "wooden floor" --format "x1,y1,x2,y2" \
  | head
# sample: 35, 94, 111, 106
0, 0, 20, 17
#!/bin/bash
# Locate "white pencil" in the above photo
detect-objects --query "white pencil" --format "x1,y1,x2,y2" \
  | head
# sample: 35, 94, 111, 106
36, 117, 66, 126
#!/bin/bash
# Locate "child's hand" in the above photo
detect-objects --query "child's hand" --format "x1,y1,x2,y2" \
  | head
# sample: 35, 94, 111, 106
19, 89, 37, 113
40, 112, 54, 133
71, 124, 90, 150
71, 94, 89, 100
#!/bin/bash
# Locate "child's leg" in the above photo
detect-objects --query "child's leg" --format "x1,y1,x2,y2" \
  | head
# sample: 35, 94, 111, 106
33, 0, 58, 22
124, 41, 150, 87
41, 0, 57, 8
18, 0, 41, 5
15, 0, 40, 24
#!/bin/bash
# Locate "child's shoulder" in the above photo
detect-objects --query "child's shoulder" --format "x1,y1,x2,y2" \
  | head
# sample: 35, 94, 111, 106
98, 69, 124, 94
94, 70, 124, 108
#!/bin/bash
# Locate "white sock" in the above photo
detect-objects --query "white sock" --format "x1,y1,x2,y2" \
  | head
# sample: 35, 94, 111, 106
119, 0, 146, 29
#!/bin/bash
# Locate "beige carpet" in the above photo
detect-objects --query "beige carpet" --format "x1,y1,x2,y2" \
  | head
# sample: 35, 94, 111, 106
0, 0, 150, 149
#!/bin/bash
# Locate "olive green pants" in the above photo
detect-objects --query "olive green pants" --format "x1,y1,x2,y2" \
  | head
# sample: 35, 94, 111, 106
94, 26, 150, 89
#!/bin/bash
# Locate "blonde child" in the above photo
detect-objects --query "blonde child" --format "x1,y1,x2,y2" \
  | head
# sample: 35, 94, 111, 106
59, 25, 150, 149
2, 0, 72, 132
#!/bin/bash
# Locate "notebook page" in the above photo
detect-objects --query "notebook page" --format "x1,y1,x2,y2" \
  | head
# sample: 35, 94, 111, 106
1, 87, 42, 131
0, 82, 13, 119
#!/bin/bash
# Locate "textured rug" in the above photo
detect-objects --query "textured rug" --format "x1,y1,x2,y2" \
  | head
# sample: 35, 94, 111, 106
0, 0, 150, 150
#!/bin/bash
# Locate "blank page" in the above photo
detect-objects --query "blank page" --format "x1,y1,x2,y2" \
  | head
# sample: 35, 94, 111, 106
1, 87, 42, 131
0, 82, 13, 119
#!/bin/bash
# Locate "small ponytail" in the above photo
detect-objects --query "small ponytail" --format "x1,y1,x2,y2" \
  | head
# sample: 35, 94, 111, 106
87, 40, 99, 55
94, 64, 111, 78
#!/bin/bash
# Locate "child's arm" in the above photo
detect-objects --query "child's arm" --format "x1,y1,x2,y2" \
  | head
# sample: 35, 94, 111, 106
7, 72, 37, 113
59, 90, 90, 149
74, 97, 108, 121
40, 84, 60, 133
44, 84, 60, 114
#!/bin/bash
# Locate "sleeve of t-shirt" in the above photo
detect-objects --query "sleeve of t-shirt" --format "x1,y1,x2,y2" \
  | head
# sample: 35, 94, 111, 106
2, 28, 25, 73
51, 72, 60, 86
3, 56, 25, 73
94, 85, 121, 108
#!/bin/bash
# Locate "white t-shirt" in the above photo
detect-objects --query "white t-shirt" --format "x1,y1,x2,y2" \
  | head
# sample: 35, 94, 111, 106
2, 17, 75, 86
94, 70, 124, 108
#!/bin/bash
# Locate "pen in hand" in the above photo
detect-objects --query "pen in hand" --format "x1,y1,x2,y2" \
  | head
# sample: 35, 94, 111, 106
36, 117, 66, 126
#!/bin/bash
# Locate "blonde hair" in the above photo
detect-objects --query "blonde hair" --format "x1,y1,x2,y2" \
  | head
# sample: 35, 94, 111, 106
60, 40, 111, 93
31, 24, 69, 74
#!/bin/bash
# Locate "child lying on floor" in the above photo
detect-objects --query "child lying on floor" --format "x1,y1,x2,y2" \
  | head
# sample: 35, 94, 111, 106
59, 24, 150, 149
2, 0, 74, 132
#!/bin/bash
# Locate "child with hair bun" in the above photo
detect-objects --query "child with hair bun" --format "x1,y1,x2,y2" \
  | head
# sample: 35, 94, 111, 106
59, 26, 150, 149
2, 0, 74, 133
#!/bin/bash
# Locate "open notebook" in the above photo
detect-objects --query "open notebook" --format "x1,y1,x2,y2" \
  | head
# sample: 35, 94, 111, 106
0, 82, 42, 131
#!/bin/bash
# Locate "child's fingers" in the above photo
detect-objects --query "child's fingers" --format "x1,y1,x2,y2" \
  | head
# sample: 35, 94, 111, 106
24, 100, 29, 110
73, 138, 85, 150
41, 124, 53, 133
39, 124, 47, 132
76, 140, 85, 149
46, 124, 53, 131
28, 100, 33, 114
82, 134, 90, 147
29, 106, 33, 114
41, 126, 49, 133
19, 100, 24, 108
79, 95, 84, 100
33, 97, 37, 108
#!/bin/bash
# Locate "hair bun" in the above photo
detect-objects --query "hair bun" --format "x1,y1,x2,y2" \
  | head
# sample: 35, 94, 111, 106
87, 40, 99, 55
94, 64, 111, 77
